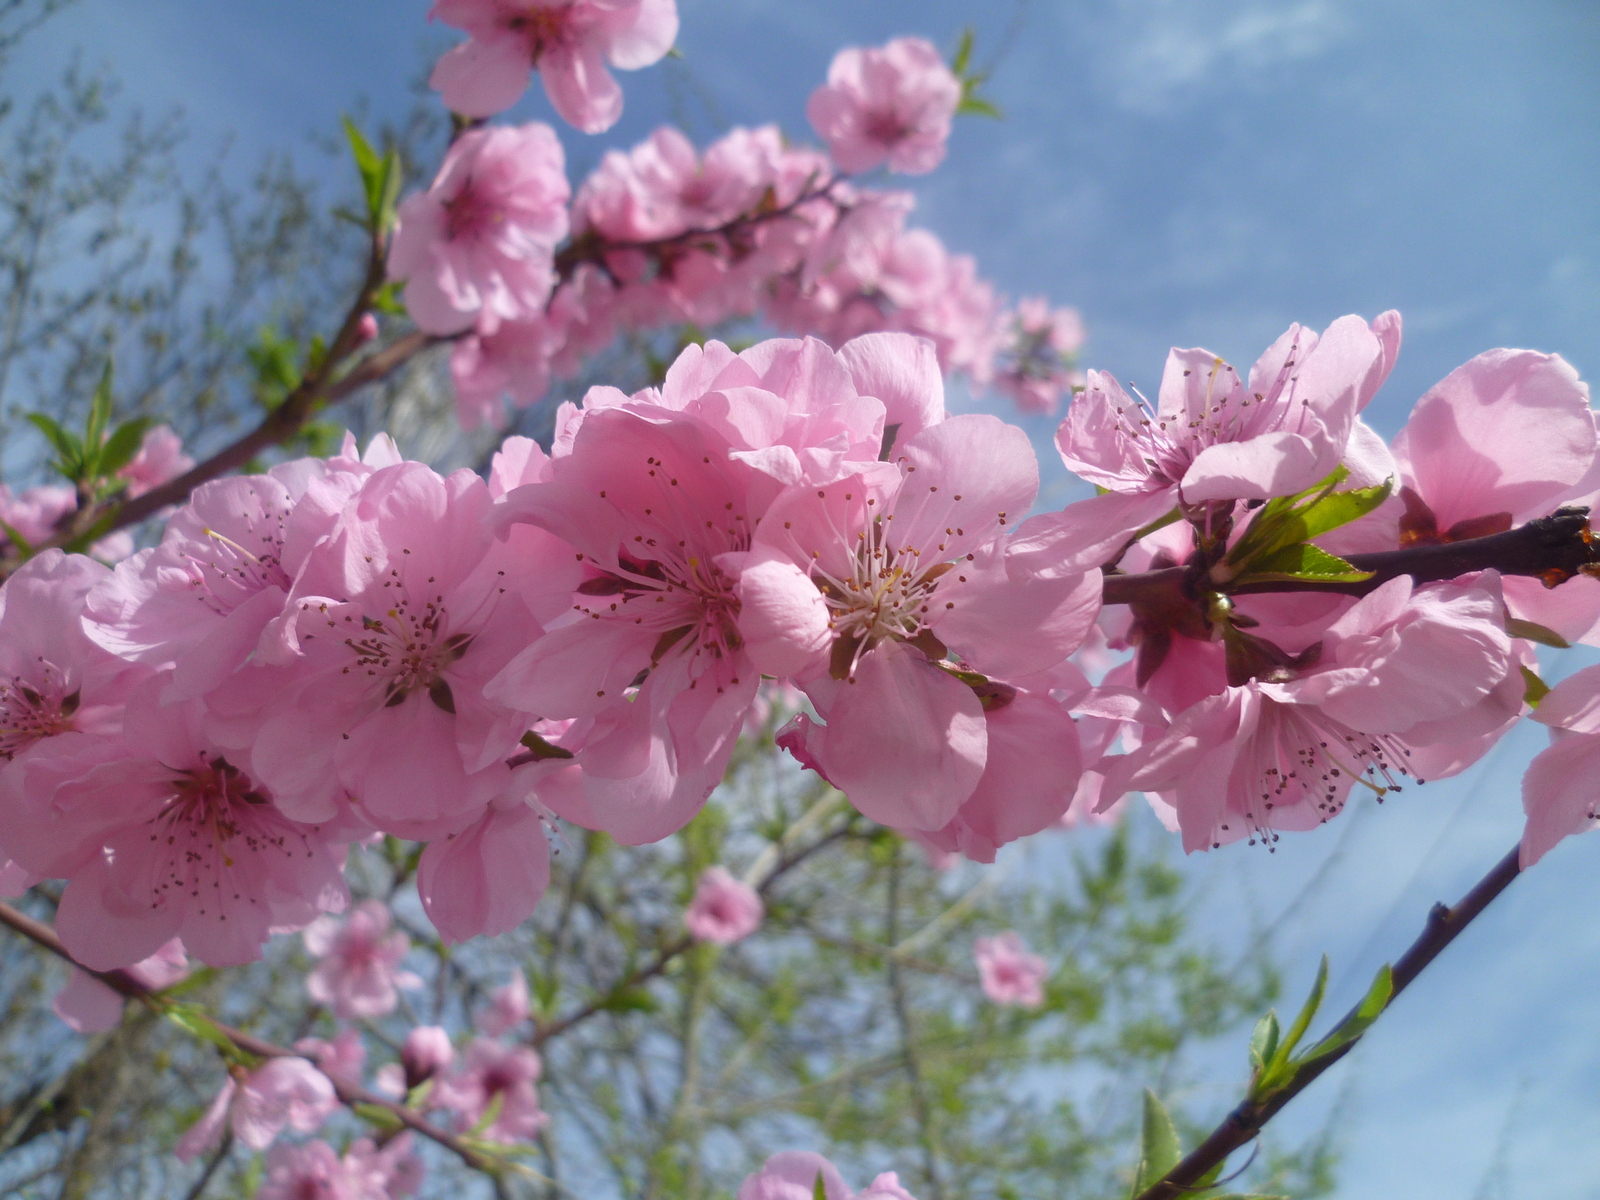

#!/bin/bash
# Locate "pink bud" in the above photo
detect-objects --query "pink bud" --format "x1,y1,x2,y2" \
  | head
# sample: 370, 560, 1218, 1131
402, 1025, 455, 1090
355, 312, 379, 344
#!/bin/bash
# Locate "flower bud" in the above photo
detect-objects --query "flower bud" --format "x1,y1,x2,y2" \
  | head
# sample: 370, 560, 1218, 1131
355, 312, 379, 344
402, 1025, 454, 1090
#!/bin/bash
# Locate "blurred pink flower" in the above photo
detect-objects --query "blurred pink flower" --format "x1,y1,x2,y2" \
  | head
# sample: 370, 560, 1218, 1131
303, 900, 422, 1019
435, 1039, 548, 1143
974, 931, 1048, 1008
116, 425, 193, 499
389, 123, 569, 336
430, 0, 678, 132
684, 866, 763, 944
807, 37, 961, 175
175, 1056, 338, 1161
52, 937, 188, 1033
476, 971, 532, 1036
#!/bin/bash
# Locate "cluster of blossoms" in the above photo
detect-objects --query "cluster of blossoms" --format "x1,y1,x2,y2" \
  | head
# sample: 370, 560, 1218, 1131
738, 1151, 921, 1200
391, 16, 1084, 428
7, 314, 1600, 977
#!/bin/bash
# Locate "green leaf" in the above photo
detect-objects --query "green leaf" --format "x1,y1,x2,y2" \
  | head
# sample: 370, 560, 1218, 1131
97, 417, 153, 477
343, 116, 383, 217
598, 985, 659, 1014
353, 1102, 405, 1133
83, 360, 114, 466
376, 149, 403, 235
152, 965, 218, 999
1223, 469, 1391, 575
0, 519, 35, 558
1277, 954, 1328, 1063
1247, 1009, 1280, 1074
1300, 963, 1393, 1066
1521, 665, 1552, 708
1506, 617, 1571, 648
467, 1089, 506, 1136
1292, 479, 1393, 542
27, 412, 83, 474
950, 27, 975, 76
370, 280, 406, 315
164, 1003, 237, 1054
814, 1170, 830, 1200
1130, 1089, 1182, 1196
956, 93, 1003, 119
1231, 542, 1373, 586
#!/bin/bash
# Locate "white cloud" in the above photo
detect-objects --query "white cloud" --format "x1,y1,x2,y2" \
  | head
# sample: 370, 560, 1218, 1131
1105, 0, 1350, 113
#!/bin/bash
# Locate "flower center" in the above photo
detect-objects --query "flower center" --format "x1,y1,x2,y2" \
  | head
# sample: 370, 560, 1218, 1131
812, 522, 963, 677
0, 670, 77, 758
342, 591, 473, 713
505, 5, 573, 63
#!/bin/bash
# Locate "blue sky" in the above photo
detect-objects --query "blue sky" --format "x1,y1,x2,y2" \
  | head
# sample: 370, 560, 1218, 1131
16, 1, 1600, 1195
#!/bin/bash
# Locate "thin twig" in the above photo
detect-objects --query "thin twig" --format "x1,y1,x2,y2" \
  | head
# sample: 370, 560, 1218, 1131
0, 901, 503, 1175
887, 846, 946, 1200
1132, 844, 1523, 1200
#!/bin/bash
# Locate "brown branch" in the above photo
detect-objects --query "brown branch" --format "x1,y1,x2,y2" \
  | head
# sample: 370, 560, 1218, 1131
0, 900, 501, 1174
1103, 507, 1598, 607
1132, 844, 1523, 1200
532, 814, 855, 1047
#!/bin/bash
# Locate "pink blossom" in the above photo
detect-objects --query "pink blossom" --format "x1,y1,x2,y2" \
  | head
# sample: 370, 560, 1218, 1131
416, 764, 570, 942
82, 460, 352, 703
1013, 313, 1401, 575
0, 552, 153, 881
293, 1028, 368, 1086
242, 462, 564, 835
345, 1133, 425, 1198
736, 1151, 852, 1200
1383, 349, 1600, 645
684, 865, 764, 944
389, 123, 570, 336
743, 413, 1101, 831
302, 900, 422, 1019
256, 1140, 365, 1200
175, 1056, 338, 1161
116, 424, 193, 498
488, 375, 811, 842
911, 688, 1083, 863
449, 311, 565, 429
52, 937, 188, 1033
0, 483, 131, 561
46, 676, 350, 970
435, 1039, 548, 1143
401, 1025, 456, 1090
1520, 664, 1600, 866
355, 313, 379, 344
476, 971, 532, 1036
430, 0, 679, 132
857, 1172, 920, 1200
974, 931, 1048, 1008
1105, 576, 1518, 852
575, 125, 774, 242
994, 299, 1086, 416
807, 37, 961, 175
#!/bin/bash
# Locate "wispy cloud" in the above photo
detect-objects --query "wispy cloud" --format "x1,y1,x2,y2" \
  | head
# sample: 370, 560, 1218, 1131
1103, 0, 1350, 113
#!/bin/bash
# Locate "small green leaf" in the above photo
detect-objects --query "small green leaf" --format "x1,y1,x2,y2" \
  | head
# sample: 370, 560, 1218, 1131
956, 93, 1003, 119
598, 986, 659, 1014
164, 1003, 238, 1055
84, 361, 114, 465
1130, 1089, 1182, 1196
814, 1170, 829, 1200
27, 412, 83, 473
1277, 955, 1328, 1063
343, 116, 384, 220
1232, 543, 1373, 586
152, 966, 218, 999
468, 1089, 506, 1136
1521, 665, 1551, 708
0, 519, 35, 558
370, 280, 407, 315
1506, 617, 1571, 648
376, 149, 403, 235
97, 417, 153, 477
353, 1102, 405, 1133
1300, 963, 1393, 1066
1293, 479, 1393, 542
950, 27, 975, 76
1247, 1009, 1280, 1074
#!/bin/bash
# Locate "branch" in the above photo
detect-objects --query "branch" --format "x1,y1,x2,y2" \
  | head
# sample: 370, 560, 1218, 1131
532, 795, 853, 1047
0, 900, 502, 1174
1132, 844, 1522, 1200
1102, 507, 1599, 607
